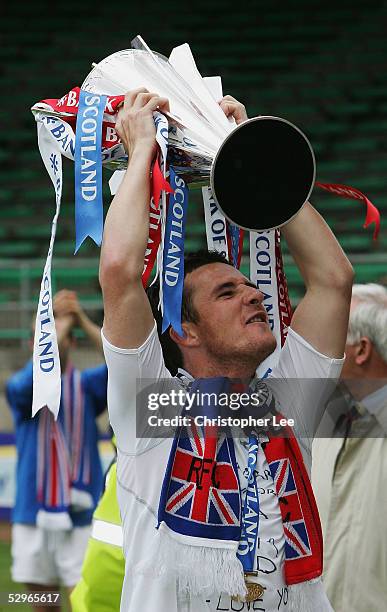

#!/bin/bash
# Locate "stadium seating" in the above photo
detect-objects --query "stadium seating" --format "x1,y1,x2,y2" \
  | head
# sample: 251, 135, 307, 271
0, 0, 386, 339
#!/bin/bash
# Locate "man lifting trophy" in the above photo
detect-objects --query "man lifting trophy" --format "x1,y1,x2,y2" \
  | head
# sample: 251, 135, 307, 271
31, 35, 380, 611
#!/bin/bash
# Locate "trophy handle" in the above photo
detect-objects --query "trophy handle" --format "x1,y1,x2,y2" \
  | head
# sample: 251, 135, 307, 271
210, 116, 316, 232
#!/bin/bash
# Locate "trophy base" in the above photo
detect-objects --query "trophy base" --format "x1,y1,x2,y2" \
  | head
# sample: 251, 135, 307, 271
210, 116, 316, 232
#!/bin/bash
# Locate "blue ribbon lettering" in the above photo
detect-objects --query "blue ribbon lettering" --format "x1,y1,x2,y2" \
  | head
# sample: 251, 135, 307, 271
237, 435, 260, 572
228, 223, 241, 268
162, 167, 188, 335
74, 90, 107, 252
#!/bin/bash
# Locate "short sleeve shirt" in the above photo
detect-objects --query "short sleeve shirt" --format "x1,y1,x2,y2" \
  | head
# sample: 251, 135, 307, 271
102, 325, 343, 612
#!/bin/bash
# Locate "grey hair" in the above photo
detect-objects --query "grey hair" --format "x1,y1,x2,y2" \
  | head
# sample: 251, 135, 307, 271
347, 283, 387, 362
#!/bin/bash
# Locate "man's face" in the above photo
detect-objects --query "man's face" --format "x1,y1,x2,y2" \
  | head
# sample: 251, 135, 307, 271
185, 263, 277, 369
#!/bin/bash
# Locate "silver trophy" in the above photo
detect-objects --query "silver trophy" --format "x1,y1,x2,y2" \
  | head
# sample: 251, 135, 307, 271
82, 35, 315, 231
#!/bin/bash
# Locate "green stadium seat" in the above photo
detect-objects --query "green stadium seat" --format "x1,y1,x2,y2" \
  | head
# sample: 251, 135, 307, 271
0, 242, 38, 257
339, 234, 376, 252
53, 267, 99, 284
309, 124, 350, 140
353, 263, 387, 283
24, 187, 53, 202
3, 129, 35, 144
0, 190, 18, 208
0, 147, 10, 163
316, 160, 358, 175
1, 0, 387, 345
357, 119, 387, 132
0, 328, 31, 340
332, 138, 376, 152
331, 103, 371, 116
4, 168, 38, 182
184, 238, 205, 251
0, 292, 10, 303
14, 224, 53, 239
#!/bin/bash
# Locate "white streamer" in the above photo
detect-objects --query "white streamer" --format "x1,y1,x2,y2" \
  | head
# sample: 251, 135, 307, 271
32, 116, 65, 418
202, 187, 229, 260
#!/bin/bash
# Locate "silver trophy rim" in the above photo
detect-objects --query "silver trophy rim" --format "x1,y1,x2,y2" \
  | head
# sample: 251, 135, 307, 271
209, 115, 317, 232
82, 48, 171, 91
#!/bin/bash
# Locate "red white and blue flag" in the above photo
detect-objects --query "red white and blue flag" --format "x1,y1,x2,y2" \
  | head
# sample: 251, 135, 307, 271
269, 458, 312, 560
158, 378, 242, 543
156, 379, 323, 596
265, 432, 323, 584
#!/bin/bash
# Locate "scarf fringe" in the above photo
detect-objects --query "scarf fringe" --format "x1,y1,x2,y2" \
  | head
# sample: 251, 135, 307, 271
70, 487, 94, 511
288, 578, 334, 612
36, 509, 72, 531
135, 523, 247, 599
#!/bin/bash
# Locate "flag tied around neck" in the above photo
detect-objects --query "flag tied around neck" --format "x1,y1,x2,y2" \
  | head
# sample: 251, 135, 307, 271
156, 377, 323, 598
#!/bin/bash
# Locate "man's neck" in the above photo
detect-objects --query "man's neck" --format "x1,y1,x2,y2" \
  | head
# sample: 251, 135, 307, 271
182, 356, 257, 380
344, 376, 387, 401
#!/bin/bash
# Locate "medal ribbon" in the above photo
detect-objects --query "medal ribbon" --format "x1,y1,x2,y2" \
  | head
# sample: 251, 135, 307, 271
274, 229, 292, 348
227, 222, 244, 269
152, 112, 172, 309
152, 156, 174, 211
74, 91, 107, 252
237, 434, 260, 572
142, 199, 162, 287
162, 167, 188, 335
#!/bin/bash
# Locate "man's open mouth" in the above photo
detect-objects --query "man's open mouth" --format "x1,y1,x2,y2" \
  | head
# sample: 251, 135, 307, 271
246, 313, 267, 325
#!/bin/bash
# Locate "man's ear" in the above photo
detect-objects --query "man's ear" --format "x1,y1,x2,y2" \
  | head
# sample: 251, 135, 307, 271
354, 336, 373, 365
169, 322, 200, 348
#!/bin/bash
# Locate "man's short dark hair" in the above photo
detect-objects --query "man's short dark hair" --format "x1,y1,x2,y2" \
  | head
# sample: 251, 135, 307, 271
146, 250, 232, 374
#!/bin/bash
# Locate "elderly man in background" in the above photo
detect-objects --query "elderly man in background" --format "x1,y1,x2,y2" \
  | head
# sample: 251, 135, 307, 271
312, 283, 387, 612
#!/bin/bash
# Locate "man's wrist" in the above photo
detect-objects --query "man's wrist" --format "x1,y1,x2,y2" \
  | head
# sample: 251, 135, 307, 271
55, 314, 75, 342
76, 309, 89, 329
129, 145, 155, 168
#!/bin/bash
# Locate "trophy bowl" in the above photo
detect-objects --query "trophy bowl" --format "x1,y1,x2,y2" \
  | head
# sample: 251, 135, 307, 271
81, 40, 316, 232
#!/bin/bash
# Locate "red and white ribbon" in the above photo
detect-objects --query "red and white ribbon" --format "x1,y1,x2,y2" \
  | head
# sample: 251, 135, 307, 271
249, 229, 292, 377
152, 112, 173, 311
316, 182, 381, 240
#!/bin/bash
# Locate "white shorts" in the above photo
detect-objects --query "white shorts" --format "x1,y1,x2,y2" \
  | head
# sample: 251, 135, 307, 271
11, 524, 91, 587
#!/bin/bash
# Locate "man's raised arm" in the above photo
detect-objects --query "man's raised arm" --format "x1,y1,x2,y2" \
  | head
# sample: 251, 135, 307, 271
281, 202, 354, 358
99, 89, 169, 349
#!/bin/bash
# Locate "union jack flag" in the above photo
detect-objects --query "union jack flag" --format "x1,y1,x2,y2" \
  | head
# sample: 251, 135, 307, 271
159, 421, 242, 542
269, 458, 312, 560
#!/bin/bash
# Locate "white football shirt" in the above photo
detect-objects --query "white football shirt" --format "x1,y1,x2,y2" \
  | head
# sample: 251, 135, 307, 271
102, 325, 342, 611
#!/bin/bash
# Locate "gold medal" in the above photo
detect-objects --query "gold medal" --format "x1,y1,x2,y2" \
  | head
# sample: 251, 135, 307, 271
245, 581, 265, 602
232, 574, 265, 603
